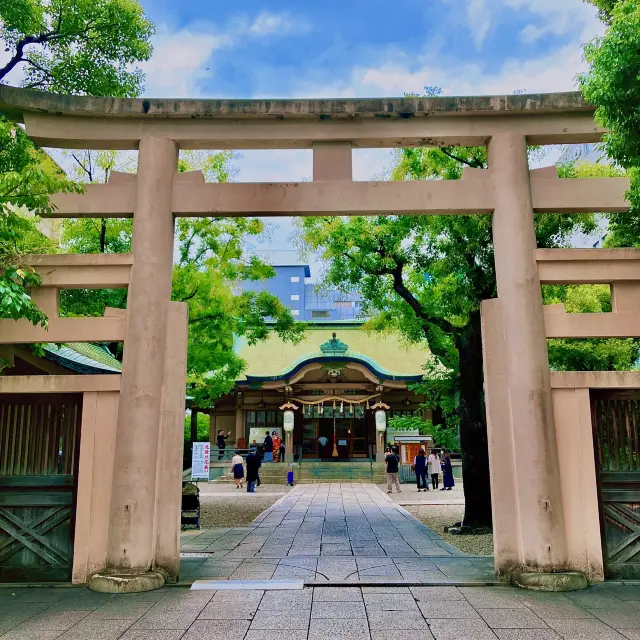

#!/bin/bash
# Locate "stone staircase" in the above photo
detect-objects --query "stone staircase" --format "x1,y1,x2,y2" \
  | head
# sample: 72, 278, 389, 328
213, 461, 387, 484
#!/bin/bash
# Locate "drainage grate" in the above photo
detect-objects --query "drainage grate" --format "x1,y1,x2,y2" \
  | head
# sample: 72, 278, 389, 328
180, 552, 216, 558
191, 580, 304, 590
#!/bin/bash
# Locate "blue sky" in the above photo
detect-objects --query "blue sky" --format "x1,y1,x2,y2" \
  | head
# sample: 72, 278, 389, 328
134, 0, 603, 272
1, 0, 605, 276
138, 0, 602, 101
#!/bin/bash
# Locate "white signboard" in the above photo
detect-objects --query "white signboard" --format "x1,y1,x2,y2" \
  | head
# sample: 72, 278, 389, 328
191, 442, 210, 480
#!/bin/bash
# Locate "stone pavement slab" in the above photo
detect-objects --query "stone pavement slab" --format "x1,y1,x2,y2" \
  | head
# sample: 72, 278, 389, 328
1, 583, 640, 640
181, 484, 479, 583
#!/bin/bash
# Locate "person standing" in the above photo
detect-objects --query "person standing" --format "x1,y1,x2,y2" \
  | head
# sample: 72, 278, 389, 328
442, 450, 455, 491
263, 430, 274, 463
428, 448, 441, 490
246, 447, 261, 493
414, 448, 428, 492
385, 447, 401, 494
231, 450, 244, 489
216, 429, 232, 461
272, 430, 281, 462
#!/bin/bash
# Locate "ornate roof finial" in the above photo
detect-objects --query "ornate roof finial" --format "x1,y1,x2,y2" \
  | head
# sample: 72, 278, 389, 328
320, 332, 349, 356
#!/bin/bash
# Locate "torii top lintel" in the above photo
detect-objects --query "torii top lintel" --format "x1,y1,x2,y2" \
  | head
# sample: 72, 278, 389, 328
0, 85, 603, 150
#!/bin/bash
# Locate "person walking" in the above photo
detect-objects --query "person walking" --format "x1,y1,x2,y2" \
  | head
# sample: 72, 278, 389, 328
428, 448, 441, 490
272, 431, 281, 462
263, 430, 274, 463
231, 450, 244, 489
385, 447, 401, 494
246, 446, 261, 493
442, 450, 455, 491
414, 448, 428, 492
216, 429, 232, 461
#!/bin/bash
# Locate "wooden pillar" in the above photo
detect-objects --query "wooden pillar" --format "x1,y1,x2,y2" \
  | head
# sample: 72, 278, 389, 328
209, 411, 216, 444
235, 407, 244, 444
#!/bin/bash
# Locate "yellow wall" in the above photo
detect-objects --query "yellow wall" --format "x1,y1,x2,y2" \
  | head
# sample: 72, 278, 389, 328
236, 326, 434, 377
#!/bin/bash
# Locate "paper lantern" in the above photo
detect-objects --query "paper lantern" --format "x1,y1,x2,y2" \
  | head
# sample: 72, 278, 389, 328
375, 409, 387, 433
283, 410, 295, 433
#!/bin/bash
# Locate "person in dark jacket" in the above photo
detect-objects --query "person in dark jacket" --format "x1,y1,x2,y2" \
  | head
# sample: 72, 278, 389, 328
413, 448, 428, 492
385, 447, 401, 494
216, 429, 232, 460
263, 430, 274, 463
246, 447, 262, 493
441, 450, 455, 491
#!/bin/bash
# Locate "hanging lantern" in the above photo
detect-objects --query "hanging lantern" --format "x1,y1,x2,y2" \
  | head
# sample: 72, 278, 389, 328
375, 409, 387, 433
283, 409, 295, 433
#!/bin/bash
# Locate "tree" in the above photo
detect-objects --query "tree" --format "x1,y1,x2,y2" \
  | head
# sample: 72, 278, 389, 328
298, 149, 596, 529
580, 0, 640, 215
584, 0, 625, 23
0, 0, 155, 324
388, 414, 459, 452
545, 283, 640, 370
60, 149, 305, 404
0, 0, 154, 96
0, 119, 80, 325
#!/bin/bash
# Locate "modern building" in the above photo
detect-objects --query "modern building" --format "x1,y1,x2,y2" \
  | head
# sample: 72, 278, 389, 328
238, 264, 366, 322
559, 143, 605, 165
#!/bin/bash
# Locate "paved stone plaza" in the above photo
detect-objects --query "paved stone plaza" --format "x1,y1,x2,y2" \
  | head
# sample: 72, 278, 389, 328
179, 483, 495, 583
2, 583, 640, 639
2, 484, 640, 638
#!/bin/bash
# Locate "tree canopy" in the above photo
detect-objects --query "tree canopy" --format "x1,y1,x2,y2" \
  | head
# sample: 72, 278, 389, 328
585, 0, 626, 23
297, 145, 615, 528
60, 150, 305, 405
0, 119, 80, 325
580, 0, 640, 213
1, 0, 155, 325
0, 0, 154, 96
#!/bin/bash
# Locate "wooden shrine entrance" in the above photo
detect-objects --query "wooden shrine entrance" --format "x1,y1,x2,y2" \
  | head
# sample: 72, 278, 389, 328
591, 390, 640, 579
0, 394, 82, 582
301, 417, 370, 459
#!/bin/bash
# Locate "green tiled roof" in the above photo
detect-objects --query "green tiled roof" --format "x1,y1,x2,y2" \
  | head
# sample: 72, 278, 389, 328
251, 349, 423, 381
44, 342, 122, 374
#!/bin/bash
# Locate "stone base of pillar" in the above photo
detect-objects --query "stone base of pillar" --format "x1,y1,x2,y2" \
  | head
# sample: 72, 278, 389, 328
88, 571, 165, 594
376, 451, 385, 463
510, 570, 588, 592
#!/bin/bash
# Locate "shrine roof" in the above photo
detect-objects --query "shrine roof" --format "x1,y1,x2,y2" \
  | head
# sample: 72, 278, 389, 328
235, 326, 441, 383
44, 342, 122, 374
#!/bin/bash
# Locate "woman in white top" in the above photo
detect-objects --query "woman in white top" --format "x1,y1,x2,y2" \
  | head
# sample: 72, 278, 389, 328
428, 449, 441, 490
231, 451, 244, 489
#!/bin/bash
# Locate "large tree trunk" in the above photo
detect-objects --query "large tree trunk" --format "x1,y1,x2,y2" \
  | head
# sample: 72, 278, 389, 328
456, 310, 492, 529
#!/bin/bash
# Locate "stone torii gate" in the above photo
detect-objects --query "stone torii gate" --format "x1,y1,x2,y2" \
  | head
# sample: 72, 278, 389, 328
0, 86, 635, 591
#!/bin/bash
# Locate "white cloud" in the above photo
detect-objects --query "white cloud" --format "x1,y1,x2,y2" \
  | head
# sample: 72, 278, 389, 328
501, 0, 603, 44
141, 26, 231, 97
291, 40, 588, 99
141, 11, 311, 98
467, 0, 492, 49
241, 11, 311, 37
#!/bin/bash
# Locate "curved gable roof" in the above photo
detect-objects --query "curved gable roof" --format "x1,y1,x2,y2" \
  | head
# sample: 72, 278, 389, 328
236, 327, 438, 384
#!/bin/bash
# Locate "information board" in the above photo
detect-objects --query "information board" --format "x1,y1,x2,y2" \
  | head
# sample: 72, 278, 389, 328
191, 442, 210, 480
